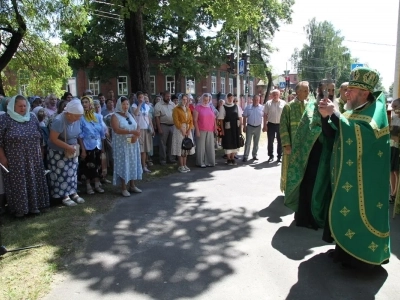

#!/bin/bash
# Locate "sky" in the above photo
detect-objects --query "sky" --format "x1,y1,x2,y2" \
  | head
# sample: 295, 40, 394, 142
269, 0, 399, 90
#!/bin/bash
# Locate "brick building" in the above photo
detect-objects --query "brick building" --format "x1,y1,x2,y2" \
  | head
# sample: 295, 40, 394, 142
69, 59, 259, 106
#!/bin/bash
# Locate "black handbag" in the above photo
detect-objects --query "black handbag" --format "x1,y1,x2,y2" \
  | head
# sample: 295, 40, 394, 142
239, 134, 245, 148
181, 136, 194, 151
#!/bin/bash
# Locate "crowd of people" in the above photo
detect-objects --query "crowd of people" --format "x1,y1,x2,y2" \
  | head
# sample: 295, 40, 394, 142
0, 66, 394, 272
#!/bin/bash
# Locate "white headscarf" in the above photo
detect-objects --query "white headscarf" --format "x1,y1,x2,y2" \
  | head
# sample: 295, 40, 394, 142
65, 99, 84, 114
115, 96, 129, 115
8, 95, 31, 122
200, 93, 211, 105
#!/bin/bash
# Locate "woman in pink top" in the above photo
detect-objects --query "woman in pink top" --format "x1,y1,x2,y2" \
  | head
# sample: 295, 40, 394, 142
193, 93, 218, 167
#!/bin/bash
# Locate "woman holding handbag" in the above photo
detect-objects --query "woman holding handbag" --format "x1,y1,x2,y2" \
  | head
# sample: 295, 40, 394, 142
48, 99, 85, 206
171, 94, 195, 173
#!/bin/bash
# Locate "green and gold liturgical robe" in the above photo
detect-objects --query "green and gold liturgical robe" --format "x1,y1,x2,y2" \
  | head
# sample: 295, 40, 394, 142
284, 98, 333, 227
279, 99, 307, 192
329, 91, 390, 265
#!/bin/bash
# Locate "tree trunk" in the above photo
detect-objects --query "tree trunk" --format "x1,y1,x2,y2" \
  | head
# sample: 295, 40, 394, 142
175, 69, 182, 94
264, 70, 272, 104
124, 8, 150, 94
0, 74, 5, 96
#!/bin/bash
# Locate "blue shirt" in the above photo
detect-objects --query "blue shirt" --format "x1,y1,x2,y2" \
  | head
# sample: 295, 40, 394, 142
243, 104, 264, 127
48, 113, 82, 151
79, 113, 105, 150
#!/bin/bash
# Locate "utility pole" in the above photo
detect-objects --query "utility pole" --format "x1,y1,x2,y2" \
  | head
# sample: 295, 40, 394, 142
246, 28, 251, 105
394, 2, 400, 98
236, 29, 240, 99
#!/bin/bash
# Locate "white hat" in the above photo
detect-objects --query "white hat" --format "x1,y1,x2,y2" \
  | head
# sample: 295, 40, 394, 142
65, 99, 84, 114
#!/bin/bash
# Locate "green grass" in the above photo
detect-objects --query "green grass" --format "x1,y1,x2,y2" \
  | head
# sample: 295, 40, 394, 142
0, 160, 178, 300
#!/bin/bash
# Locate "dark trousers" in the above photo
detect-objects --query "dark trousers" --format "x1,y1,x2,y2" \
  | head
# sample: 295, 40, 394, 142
267, 122, 282, 158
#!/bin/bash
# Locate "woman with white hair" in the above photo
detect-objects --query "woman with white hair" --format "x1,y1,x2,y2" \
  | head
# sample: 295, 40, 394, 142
48, 99, 85, 206
193, 93, 217, 167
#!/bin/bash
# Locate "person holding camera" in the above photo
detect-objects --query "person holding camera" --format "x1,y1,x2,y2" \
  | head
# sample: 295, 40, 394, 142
132, 91, 154, 173
171, 94, 195, 173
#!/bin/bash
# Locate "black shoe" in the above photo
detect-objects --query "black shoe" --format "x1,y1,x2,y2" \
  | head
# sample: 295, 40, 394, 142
252, 156, 258, 160
234, 155, 239, 159
267, 156, 274, 162
242, 157, 248, 162
277, 157, 282, 163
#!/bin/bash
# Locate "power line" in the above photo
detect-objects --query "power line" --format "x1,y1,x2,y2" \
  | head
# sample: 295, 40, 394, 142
91, 0, 123, 7
280, 30, 395, 47
93, 9, 119, 17
90, 12, 121, 21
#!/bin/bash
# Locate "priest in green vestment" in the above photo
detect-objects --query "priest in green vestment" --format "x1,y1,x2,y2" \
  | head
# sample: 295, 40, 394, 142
319, 67, 390, 267
284, 80, 335, 229
279, 81, 309, 192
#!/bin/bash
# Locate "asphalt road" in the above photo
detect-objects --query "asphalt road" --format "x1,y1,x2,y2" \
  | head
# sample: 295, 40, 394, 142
44, 143, 400, 300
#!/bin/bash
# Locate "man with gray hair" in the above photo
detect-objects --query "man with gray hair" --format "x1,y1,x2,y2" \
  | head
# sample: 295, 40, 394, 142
333, 82, 348, 113
242, 95, 263, 162
263, 89, 286, 163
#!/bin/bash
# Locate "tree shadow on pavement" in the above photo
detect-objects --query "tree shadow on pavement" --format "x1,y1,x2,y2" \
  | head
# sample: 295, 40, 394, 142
286, 251, 388, 300
258, 196, 292, 223
61, 171, 255, 300
271, 221, 328, 260
251, 161, 281, 170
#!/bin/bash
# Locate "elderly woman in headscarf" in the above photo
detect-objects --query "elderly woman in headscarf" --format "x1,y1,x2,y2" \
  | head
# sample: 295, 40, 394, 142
78, 96, 105, 194
110, 96, 142, 196
193, 93, 218, 167
48, 99, 84, 207
44, 94, 58, 118
93, 99, 102, 115
0, 95, 50, 217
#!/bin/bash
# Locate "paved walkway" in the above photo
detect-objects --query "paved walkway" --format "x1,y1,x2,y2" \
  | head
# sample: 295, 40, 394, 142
44, 143, 400, 300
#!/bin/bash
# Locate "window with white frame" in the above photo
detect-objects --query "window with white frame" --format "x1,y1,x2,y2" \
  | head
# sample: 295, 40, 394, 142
166, 75, 175, 93
67, 77, 77, 97
118, 76, 128, 95
229, 78, 233, 94
211, 75, 217, 94
150, 75, 156, 95
186, 77, 195, 94
220, 77, 226, 94
243, 79, 246, 95
89, 78, 100, 96
249, 80, 254, 96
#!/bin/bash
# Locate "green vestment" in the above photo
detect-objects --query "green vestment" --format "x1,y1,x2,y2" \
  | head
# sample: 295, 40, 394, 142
329, 91, 390, 265
279, 99, 306, 192
283, 98, 334, 228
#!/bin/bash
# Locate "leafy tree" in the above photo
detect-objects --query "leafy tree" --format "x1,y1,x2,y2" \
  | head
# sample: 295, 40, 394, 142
389, 82, 394, 97
0, 0, 88, 95
3, 33, 72, 96
374, 77, 387, 93
290, 18, 354, 91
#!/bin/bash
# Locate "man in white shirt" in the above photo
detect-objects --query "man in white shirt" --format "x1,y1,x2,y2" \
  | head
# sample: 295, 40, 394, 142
154, 91, 176, 165
242, 95, 263, 162
263, 89, 286, 162
132, 91, 154, 172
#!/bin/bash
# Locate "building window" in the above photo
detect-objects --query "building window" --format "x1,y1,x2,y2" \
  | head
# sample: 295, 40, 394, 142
118, 76, 128, 95
186, 77, 195, 94
166, 75, 175, 93
220, 77, 226, 94
249, 80, 254, 96
150, 75, 156, 95
229, 78, 233, 94
67, 77, 77, 97
211, 75, 217, 94
243, 80, 246, 95
88, 78, 100, 96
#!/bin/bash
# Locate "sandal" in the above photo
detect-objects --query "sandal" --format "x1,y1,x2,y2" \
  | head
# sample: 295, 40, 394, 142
87, 186, 95, 195
71, 194, 85, 204
62, 197, 77, 207
94, 186, 105, 193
